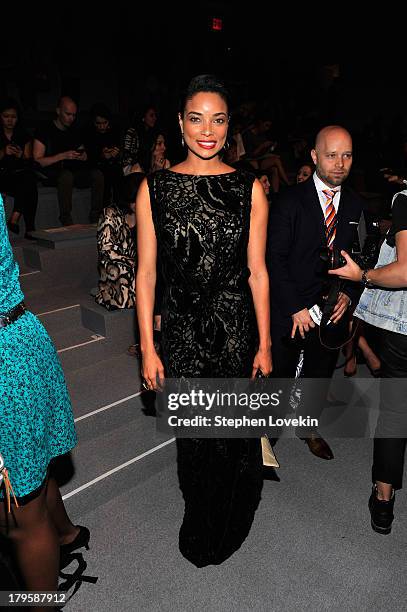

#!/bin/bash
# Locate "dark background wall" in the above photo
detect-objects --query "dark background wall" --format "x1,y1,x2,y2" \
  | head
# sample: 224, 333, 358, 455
1, 5, 404, 112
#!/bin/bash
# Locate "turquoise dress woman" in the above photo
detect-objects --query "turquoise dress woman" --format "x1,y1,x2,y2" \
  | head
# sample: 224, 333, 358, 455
0, 194, 76, 500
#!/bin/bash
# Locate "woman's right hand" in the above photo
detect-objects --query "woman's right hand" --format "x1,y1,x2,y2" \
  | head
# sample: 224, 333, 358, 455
141, 349, 165, 391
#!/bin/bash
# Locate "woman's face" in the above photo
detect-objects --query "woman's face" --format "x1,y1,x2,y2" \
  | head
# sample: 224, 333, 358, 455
94, 115, 109, 133
259, 174, 270, 195
144, 108, 157, 128
179, 92, 228, 160
1, 108, 18, 131
154, 134, 166, 157
297, 164, 313, 183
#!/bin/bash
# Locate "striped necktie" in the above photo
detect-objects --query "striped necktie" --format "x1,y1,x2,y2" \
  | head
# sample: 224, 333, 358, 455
323, 189, 337, 248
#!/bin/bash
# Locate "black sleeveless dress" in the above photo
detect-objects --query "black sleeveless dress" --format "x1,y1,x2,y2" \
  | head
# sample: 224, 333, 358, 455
148, 169, 263, 567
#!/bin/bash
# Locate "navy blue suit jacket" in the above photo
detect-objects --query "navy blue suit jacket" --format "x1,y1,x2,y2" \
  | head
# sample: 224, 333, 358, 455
267, 178, 364, 329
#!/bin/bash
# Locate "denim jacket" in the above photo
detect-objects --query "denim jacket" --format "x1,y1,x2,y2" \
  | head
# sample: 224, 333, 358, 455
355, 190, 407, 335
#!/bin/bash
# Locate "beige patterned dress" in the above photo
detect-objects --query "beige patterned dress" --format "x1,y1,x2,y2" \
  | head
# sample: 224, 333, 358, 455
95, 206, 136, 309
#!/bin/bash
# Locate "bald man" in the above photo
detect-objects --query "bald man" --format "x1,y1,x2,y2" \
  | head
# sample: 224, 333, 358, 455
34, 96, 104, 226
267, 125, 364, 460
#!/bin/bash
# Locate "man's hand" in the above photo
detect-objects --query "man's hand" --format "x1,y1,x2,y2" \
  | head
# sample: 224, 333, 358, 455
291, 308, 315, 339
103, 146, 119, 159
63, 150, 83, 160
330, 292, 350, 324
5, 143, 21, 157
384, 173, 405, 186
14, 145, 23, 158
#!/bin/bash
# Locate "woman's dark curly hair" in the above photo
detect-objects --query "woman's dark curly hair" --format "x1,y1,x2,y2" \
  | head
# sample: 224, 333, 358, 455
179, 74, 230, 115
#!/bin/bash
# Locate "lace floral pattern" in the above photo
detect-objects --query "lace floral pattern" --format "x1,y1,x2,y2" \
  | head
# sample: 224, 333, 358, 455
148, 169, 258, 377
148, 169, 263, 567
96, 206, 136, 310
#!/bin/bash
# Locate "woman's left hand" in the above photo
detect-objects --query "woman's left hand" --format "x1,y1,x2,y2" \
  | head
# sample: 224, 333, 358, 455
251, 346, 273, 379
328, 250, 362, 282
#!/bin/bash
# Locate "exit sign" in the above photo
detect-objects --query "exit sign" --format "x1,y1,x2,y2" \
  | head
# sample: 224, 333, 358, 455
212, 17, 223, 31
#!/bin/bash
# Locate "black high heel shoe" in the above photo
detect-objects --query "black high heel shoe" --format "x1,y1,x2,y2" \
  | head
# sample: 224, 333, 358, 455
60, 526, 90, 561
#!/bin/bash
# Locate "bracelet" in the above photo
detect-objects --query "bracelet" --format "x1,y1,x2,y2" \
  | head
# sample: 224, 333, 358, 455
361, 269, 374, 288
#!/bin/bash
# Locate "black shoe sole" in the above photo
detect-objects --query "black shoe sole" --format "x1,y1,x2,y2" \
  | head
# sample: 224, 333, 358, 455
370, 519, 392, 535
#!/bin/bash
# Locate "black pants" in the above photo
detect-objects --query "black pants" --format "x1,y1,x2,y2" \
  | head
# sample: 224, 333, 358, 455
42, 165, 104, 225
0, 168, 38, 232
271, 321, 340, 434
97, 163, 121, 205
372, 327, 407, 489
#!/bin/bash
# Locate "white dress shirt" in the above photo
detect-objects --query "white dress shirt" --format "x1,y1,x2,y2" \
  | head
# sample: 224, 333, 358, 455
313, 172, 341, 216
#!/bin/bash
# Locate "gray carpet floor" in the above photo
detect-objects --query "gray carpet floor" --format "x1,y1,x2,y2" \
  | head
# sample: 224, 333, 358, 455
9, 231, 407, 612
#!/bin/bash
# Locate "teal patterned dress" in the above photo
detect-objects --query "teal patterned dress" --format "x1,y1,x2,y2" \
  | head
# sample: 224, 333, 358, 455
0, 195, 77, 499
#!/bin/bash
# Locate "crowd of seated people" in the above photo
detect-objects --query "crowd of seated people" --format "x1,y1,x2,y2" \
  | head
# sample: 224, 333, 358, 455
1, 98, 171, 231
3, 88, 406, 234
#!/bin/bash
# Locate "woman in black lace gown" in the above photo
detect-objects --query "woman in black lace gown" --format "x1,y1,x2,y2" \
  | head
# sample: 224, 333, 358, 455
136, 75, 272, 567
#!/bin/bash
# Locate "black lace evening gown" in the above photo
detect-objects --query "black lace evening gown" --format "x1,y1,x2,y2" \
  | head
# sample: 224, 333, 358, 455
148, 169, 263, 567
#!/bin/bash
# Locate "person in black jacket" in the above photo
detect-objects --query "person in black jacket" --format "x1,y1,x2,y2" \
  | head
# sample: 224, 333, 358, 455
85, 103, 122, 206
33, 96, 104, 225
268, 125, 364, 460
0, 98, 38, 239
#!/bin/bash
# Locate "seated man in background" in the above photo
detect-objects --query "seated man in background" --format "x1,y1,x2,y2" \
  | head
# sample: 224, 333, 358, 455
33, 96, 104, 225
84, 103, 122, 206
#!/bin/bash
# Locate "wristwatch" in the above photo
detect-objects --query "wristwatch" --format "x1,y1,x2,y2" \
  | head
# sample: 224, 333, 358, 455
361, 269, 374, 288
